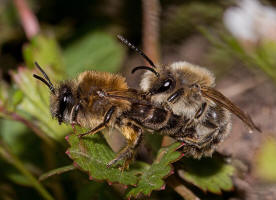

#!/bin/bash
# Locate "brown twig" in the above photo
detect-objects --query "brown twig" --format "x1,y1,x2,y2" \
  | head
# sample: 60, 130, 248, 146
142, 0, 174, 147
142, 0, 161, 65
13, 0, 40, 39
167, 176, 200, 200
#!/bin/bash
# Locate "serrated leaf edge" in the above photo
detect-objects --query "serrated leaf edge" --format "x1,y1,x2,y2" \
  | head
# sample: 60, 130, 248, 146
126, 143, 184, 198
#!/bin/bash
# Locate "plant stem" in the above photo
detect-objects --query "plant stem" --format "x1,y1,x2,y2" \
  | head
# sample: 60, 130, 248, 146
167, 176, 200, 200
39, 164, 76, 181
142, 0, 161, 64
13, 0, 40, 39
0, 106, 54, 147
0, 140, 54, 200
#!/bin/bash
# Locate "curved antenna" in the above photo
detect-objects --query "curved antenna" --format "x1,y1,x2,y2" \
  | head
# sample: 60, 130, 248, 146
117, 35, 157, 69
33, 62, 56, 94
131, 66, 160, 77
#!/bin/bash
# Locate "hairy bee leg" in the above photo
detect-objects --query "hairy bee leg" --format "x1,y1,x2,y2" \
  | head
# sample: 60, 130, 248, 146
78, 123, 106, 138
107, 123, 143, 169
70, 104, 80, 124
179, 128, 219, 148
78, 106, 116, 138
70, 104, 81, 134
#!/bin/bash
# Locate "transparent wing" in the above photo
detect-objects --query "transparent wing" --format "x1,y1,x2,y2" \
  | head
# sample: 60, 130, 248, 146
201, 87, 261, 132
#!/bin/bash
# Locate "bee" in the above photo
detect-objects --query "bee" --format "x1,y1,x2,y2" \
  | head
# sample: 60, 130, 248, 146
117, 35, 261, 158
32, 62, 186, 169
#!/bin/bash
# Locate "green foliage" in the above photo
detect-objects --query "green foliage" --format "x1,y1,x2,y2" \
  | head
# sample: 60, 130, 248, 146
77, 182, 121, 200
163, 2, 223, 42
201, 27, 276, 83
255, 137, 276, 181
10, 67, 71, 140
64, 32, 125, 77
39, 164, 76, 181
67, 133, 183, 197
0, 120, 28, 155
178, 155, 235, 194
0, 1, 246, 199
23, 35, 65, 78
126, 142, 183, 198
67, 133, 138, 186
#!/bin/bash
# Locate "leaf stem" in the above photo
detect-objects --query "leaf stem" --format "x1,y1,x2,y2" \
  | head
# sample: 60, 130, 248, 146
167, 176, 200, 200
0, 140, 54, 200
13, 0, 40, 39
142, 0, 161, 64
0, 106, 54, 147
39, 164, 76, 181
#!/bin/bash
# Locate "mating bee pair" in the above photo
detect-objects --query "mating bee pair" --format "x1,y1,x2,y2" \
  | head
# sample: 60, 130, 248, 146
33, 35, 261, 169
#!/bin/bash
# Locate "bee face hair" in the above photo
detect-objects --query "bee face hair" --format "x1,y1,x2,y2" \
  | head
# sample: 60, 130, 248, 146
140, 61, 215, 92
33, 62, 75, 124
51, 83, 75, 124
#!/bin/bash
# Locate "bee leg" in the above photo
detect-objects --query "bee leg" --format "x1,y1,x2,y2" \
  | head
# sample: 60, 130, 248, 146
78, 106, 116, 138
177, 128, 219, 149
107, 123, 143, 170
70, 104, 81, 134
167, 88, 184, 103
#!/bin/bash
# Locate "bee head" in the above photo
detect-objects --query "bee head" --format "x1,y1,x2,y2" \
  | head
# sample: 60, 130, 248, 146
140, 61, 216, 116
33, 62, 75, 124
50, 83, 75, 124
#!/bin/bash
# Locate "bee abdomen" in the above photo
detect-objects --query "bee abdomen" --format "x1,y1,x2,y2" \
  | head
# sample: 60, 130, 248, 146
157, 113, 183, 135
126, 103, 183, 134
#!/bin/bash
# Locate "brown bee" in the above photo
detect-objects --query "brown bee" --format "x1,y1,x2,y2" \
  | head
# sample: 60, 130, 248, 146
32, 62, 186, 168
117, 35, 261, 158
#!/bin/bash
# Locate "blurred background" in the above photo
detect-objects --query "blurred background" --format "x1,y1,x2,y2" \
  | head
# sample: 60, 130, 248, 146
0, 0, 276, 199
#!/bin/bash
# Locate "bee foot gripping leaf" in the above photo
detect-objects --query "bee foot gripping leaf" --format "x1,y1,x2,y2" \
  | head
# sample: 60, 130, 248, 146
66, 133, 138, 186
66, 133, 183, 197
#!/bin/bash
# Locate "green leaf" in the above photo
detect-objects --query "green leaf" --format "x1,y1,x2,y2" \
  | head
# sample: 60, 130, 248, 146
255, 137, 276, 181
66, 133, 139, 186
178, 154, 235, 194
6, 172, 32, 186
11, 90, 23, 107
67, 133, 183, 196
23, 34, 65, 78
64, 32, 125, 76
125, 142, 183, 198
11, 67, 71, 140
77, 182, 121, 200
0, 80, 9, 106
0, 119, 29, 155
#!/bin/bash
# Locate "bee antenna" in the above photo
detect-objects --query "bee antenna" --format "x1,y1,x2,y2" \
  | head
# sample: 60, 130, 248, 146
117, 35, 157, 69
33, 62, 56, 94
131, 66, 160, 77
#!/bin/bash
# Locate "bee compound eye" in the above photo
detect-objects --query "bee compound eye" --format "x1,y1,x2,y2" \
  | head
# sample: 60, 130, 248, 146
155, 79, 173, 93
163, 80, 171, 87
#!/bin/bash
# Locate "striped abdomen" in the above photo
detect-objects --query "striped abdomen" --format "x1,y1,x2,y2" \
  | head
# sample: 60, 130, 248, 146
125, 103, 183, 135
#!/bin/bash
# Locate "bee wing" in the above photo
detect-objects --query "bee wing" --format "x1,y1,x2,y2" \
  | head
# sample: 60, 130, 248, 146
105, 89, 148, 104
201, 87, 261, 132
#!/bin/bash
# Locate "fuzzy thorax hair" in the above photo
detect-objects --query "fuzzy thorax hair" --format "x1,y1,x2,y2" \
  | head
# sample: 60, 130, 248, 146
140, 61, 215, 92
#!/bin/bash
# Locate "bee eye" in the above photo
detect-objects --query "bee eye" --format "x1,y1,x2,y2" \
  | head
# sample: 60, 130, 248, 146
163, 81, 171, 87
155, 79, 174, 93
63, 96, 67, 102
